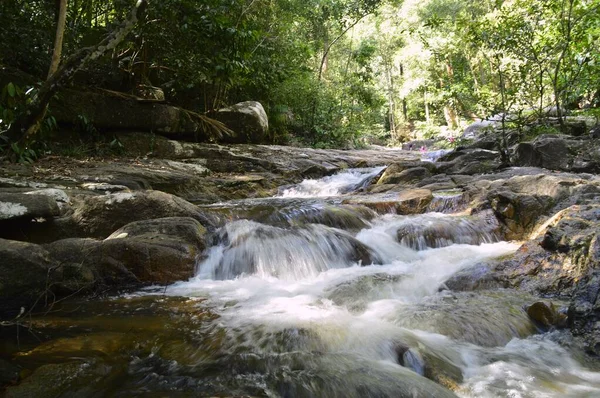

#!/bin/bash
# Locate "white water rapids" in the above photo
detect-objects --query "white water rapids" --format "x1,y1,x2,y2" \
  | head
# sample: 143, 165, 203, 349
154, 167, 600, 397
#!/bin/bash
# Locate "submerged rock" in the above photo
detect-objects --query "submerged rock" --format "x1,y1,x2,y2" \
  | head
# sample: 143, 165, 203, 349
526, 301, 567, 329
393, 342, 464, 390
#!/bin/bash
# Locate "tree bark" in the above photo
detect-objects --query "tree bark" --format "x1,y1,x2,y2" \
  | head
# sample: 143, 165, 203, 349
48, 0, 68, 79
5, 0, 148, 144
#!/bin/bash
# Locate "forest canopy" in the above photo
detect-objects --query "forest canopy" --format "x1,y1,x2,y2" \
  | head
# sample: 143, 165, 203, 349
1, 0, 599, 148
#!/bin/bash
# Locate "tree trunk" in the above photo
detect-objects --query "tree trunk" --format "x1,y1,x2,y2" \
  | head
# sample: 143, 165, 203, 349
48, 0, 68, 79
5, 0, 148, 144
318, 15, 367, 81
424, 89, 430, 124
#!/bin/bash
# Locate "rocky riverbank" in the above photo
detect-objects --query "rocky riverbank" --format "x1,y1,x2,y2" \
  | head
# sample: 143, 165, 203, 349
2, 130, 600, 394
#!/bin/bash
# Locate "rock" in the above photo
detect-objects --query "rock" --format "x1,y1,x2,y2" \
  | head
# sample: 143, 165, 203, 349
214, 101, 269, 144
526, 301, 567, 329
394, 343, 464, 390
51, 89, 212, 139
591, 125, 600, 139
69, 190, 214, 238
443, 264, 506, 292
533, 136, 571, 170
512, 135, 600, 173
402, 139, 436, 150
438, 148, 501, 175
560, 120, 587, 136
396, 345, 426, 376
376, 161, 432, 184
343, 189, 433, 215
0, 239, 94, 317
489, 191, 549, 239
45, 217, 207, 285
377, 167, 431, 185
4, 361, 98, 398
132, 85, 165, 101
392, 189, 435, 214
0, 358, 21, 387
462, 119, 499, 139
0, 192, 60, 221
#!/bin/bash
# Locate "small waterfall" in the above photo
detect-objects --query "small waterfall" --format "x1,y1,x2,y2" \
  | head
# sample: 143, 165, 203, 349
270, 203, 377, 230
196, 220, 381, 280
427, 190, 469, 213
278, 166, 386, 198
358, 212, 500, 252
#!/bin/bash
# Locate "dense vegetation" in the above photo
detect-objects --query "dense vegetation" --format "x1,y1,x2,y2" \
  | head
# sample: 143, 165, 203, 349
1, 0, 599, 149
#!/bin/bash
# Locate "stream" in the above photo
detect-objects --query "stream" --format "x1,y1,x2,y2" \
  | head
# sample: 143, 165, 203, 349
3, 166, 600, 397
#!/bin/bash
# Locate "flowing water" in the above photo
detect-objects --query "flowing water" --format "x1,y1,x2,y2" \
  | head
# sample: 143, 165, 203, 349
3, 167, 600, 397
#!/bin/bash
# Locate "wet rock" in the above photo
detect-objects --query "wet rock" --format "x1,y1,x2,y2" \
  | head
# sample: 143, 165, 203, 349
378, 167, 431, 185
394, 343, 464, 390
443, 263, 507, 292
396, 345, 426, 376
214, 101, 269, 144
393, 291, 537, 347
526, 301, 567, 329
494, 204, 600, 345
0, 358, 21, 387
4, 361, 104, 398
69, 190, 214, 239
395, 211, 500, 250
0, 192, 60, 221
210, 221, 380, 279
343, 189, 433, 215
0, 239, 94, 317
489, 191, 549, 239
45, 217, 207, 285
377, 162, 435, 185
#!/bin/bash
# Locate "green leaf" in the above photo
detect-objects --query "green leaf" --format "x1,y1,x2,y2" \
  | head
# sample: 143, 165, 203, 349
7, 83, 16, 98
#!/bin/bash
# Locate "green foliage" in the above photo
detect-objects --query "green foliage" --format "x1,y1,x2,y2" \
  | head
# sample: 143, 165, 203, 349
0, 82, 57, 162
413, 121, 440, 140
3, 0, 599, 150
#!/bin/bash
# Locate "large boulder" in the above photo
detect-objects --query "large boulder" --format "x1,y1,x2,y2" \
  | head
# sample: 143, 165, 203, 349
491, 205, 600, 351
45, 217, 207, 286
512, 135, 600, 173
438, 148, 501, 175
462, 119, 500, 139
51, 89, 213, 139
0, 239, 95, 317
214, 101, 269, 144
0, 192, 60, 221
69, 190, 215, 238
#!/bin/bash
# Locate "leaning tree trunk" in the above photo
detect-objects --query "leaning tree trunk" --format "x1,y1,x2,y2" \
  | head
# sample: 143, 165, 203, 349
48, 0, 68, 79
5, 0, 148, 144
